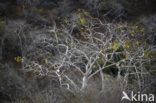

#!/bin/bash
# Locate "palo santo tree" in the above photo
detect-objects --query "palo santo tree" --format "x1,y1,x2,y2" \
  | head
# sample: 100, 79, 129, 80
23, 11, 156, 94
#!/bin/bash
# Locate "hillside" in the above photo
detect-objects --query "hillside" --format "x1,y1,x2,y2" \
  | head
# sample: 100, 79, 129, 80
0, 0, 156, 103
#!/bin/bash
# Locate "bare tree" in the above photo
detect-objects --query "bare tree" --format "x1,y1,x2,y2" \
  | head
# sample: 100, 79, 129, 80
23, 11, 156, 96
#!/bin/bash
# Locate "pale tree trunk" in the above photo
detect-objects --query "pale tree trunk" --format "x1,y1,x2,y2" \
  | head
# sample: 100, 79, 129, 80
81, 76, 88, 90
100, 70, 105, 92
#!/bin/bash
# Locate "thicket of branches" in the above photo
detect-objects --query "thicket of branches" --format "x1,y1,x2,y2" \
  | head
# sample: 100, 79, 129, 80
0, 0, 156, 102
7, 10, 155, 103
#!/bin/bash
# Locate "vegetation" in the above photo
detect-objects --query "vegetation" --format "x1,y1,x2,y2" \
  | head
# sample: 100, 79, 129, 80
0, 0, 156, 103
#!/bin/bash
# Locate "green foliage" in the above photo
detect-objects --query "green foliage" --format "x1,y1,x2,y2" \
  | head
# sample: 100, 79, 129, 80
14, 56, 24, 63
113, 42, 119, 51
97, 54, 105, 65
144, 50, 156, 59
